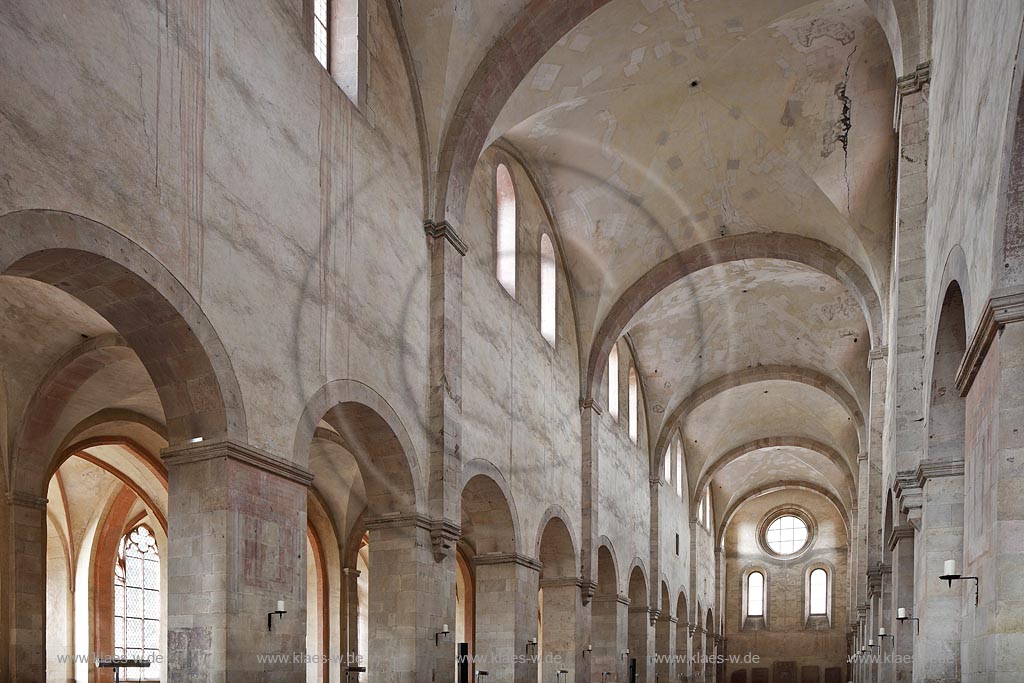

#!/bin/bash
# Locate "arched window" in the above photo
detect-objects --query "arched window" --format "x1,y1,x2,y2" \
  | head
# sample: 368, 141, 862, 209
747, 571, 765, 617
697, 490, 705, 525
495, 164, 517, 297
703, 490, 713, 530
664, 442, 672, 482
114, 524, 160, 680
809, 568, 828, 615
311, 0, 362, 103
628, 367, 638, 443
540, 234, 556, 346
675, 439, 683, 497
608, 345, 619, 420
313, 0, 329, 68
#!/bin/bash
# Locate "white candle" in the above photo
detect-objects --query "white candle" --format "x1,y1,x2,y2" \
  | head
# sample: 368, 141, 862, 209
897, 608, 907, 619
277, 600, 285, 612
442, 624, 449, 633
868, 639, 875, 647
878, 628, 886, 636
944, 559, 957, 576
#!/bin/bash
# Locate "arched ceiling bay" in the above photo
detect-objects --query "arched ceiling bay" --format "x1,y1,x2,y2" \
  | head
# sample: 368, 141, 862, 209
711, 445, 855, 516
627, 259, 870, 440
488, 0, 895, 349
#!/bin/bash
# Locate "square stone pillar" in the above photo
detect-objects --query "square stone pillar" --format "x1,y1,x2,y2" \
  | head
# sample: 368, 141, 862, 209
653, 612, 671, 682
539, 578, 581, 682
889, 526, 915, 682
473, 553, 541, 683
163, 439, 313, 683
364, 513, 457, 683
913, 462, 964, 683
590, 594, 624, 681
627, 605, 650, 682
4, 491, 47, 683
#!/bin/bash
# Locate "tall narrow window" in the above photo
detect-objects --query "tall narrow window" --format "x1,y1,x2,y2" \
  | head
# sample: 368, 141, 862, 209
495, 164, 516, 297
747, 571, 765, 617
540, 234, 556, 346
313, 0, 329, 69
704, 490, 712, 530
675, 439, 683, 497
608, 345, 619, 420
664, 442, 672, 482
697, 493, 705, 525
628, 367, 638, 443
809, 568, 828, 615
114, 525, 160, 681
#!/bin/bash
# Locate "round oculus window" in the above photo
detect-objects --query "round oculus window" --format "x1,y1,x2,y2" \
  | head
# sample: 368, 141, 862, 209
764, 514, 809, 556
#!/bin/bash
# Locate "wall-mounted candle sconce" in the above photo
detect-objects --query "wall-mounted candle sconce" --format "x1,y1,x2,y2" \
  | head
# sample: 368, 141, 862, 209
878, 628, 894, 644
583, 644, 593, 658
344, 665, 367, 683
268, 600, 286, 632
525, 637, 538, 655
435, 624, 450, 646
621, 648, 630, 660
867, 639, 877, 649
474, 671, 489, 683
600, 673, 612, 683
939, 560, 979, 605
897, 607, 920, 634
555, 670, 569, 683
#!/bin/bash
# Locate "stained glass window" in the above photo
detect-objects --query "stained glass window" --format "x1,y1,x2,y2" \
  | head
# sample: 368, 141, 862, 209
114, 524, 160, 681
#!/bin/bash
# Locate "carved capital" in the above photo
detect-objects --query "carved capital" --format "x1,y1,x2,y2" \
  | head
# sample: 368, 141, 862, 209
896, 61, 931, 96
957, 287, 1024, 394
424, 220, 468, 255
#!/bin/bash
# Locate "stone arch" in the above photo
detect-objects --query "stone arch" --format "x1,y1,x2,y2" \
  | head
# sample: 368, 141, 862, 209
294, 379, 424, 516
10, 333, 137, 495
460, 466, 520, 556
927, 282, 967, 462
655, 365, 866, 471
585, 233, 885, 401
592, 541, 620, 678
0, 209, 247, 454
716, 482, 849, 549
536, 509, 578, 579
595, 539, 619, 595
692, 437, 856, 508
433, 0, 908, 231
626, 562, 650, 679
654, 581, 672, 680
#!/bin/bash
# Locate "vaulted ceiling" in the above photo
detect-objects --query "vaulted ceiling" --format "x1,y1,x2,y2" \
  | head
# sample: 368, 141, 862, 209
402, 0, 898, 528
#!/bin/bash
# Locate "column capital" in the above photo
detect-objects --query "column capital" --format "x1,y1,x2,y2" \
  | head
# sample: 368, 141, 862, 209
424, 219, 468, 255
5, 490, 48, 509
896, 61, 931, 96
887, 524, 915, 551
539, 576, 585, 590
915, 458, 965, 487
957, 287, 1024, 394
162, 437, 314, 486
472, 552, 543, 572
580, 396, 603, 415
867, 345, 889, 364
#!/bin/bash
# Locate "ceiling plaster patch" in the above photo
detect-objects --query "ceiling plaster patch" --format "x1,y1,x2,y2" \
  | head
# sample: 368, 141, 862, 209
582, 66, 603, 88
531, 63, 562, 92
569, 34, 592, 52
633, 23, 649, 34
624, 47, 647, 77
